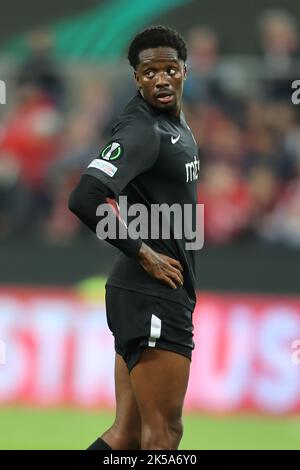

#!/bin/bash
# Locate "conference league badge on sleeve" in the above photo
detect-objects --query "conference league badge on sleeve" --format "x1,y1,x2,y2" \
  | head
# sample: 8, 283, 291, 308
87, 141, 123, 177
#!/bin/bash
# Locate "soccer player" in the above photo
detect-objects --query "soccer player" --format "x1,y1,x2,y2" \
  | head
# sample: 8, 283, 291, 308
69, 25, 199, 450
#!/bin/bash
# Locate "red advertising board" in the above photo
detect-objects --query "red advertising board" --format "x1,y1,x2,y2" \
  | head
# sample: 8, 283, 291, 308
0, 288, 300, 413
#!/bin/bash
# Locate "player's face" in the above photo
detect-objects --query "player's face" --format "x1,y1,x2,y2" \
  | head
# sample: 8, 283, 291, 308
134, 47, 187, 117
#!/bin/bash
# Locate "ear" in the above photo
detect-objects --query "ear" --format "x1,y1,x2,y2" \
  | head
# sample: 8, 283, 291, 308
183, 64, 187, 81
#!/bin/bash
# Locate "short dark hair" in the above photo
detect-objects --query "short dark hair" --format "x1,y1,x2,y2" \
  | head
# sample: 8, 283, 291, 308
128, 25, 187, 69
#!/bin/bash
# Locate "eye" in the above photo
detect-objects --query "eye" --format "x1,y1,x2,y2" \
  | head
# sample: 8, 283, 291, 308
167, 67, 177, 76
145, 70, 155, 78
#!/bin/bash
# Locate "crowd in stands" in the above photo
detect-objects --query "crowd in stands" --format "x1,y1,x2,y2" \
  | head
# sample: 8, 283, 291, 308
1, 9, 300, 248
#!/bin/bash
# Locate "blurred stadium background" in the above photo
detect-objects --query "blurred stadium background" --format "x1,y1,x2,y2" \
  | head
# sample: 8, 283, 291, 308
1, 0, 300, 450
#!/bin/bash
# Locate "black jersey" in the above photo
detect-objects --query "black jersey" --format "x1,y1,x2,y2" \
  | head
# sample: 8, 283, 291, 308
85, 92, 200, 311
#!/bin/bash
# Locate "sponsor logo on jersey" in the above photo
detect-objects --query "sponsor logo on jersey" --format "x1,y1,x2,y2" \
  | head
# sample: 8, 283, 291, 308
100, 142, 123, 161
88, 159, 118, 177
171, 134, 180, 144
185, 155, 200, 182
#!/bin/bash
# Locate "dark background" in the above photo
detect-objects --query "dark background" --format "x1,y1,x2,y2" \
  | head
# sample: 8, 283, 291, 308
1, 0, 300, 53
0, 237, 297, 293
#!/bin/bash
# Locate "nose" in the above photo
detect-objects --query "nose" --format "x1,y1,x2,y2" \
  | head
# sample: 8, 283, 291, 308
155, 71, 170, 88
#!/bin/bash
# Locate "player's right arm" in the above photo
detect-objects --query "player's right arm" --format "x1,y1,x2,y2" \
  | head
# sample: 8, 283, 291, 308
69, 113, 183, 289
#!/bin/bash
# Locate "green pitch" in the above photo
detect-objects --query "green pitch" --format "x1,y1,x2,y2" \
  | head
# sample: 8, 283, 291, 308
0, 407, 299, 450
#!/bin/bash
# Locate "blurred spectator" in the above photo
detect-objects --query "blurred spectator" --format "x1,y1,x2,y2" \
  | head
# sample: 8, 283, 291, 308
0, 82, 63, 237
256, 123, 300, 246
45, 79, 112, 243
258, 165, 300, 247
203, 117, 244, 167
184, 25, 246, 118
0, 151, 31, 239
258, 9, 300, 101
45, 112, 100, 243
184, 26, 228, 108
17, 29, 66, 109
247, 164, 281, 231
243, 100, 296, 181
198, 163, 252, 244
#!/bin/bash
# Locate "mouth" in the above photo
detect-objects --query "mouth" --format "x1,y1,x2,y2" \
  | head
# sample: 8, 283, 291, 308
155, 91, 175, 104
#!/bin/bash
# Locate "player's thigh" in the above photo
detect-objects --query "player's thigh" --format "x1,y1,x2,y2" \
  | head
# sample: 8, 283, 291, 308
114, 353, 141, 430
129, 348, 190, 423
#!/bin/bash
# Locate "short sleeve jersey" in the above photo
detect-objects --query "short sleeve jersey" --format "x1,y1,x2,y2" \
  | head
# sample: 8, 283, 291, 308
85, 92, 200, 311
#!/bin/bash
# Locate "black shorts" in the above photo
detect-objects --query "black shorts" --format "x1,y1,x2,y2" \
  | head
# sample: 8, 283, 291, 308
105, 286, 195, 373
